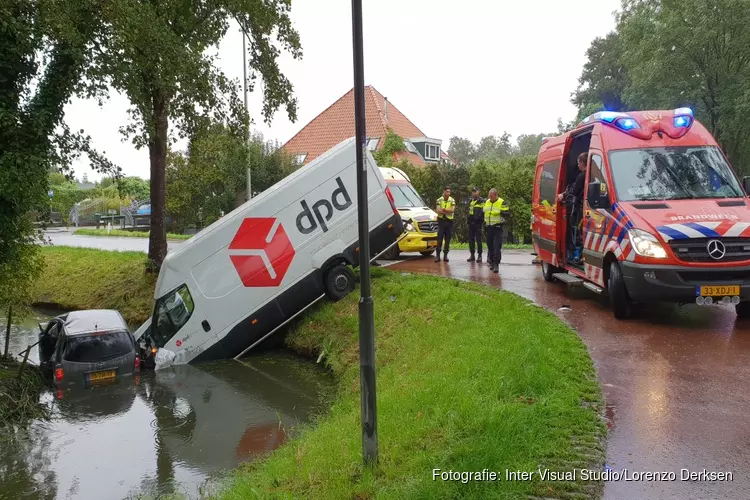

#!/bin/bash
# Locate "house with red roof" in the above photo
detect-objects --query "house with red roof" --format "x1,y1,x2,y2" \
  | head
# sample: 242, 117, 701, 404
281, 86, 452, 167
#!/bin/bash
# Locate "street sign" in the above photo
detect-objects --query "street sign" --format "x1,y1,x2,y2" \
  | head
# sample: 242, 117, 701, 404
108, 209, 117, 215
228, 217, 296, 287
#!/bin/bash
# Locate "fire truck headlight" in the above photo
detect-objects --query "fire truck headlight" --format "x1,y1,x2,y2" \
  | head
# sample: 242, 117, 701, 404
628, 229, 668, 259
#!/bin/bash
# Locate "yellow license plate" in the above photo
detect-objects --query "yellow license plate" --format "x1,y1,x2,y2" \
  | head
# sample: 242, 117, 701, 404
88, 370, 116, 382
698, 285, 740, 297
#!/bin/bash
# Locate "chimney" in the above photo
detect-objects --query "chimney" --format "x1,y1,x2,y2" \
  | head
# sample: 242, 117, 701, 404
384, 97, 388, 120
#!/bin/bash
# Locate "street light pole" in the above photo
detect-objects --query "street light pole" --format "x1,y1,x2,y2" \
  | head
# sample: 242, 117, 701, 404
242, 26, 252, 200
351, 0, 377, 465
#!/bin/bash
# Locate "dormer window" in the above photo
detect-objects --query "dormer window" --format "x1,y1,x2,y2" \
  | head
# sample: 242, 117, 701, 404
295, 153, 307, 165
425, 143, 440, 161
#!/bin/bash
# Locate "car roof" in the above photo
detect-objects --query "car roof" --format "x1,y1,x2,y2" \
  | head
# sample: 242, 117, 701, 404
60, 309, 129, 337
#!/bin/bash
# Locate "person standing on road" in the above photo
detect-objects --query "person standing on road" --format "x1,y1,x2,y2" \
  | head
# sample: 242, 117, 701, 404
466, 186, 485, 263
483, 188, 509, 273
435, 186, 456, 262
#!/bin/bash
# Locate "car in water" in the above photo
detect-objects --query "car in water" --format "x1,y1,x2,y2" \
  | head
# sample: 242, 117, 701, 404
38, 309, 140, 387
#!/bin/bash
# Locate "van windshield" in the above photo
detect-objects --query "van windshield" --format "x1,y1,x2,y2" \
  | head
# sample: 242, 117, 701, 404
387, 182, 427, 208
150, 284, 195, 348
608, 146, 744, 201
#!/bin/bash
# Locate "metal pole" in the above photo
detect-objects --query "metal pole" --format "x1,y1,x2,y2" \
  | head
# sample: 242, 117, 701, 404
351, 0, 377, 465
242, 25, 252, 200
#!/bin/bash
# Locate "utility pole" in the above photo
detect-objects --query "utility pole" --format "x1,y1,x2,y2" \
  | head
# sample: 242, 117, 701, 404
242, 25, 252, 200
351, 0, 377, 465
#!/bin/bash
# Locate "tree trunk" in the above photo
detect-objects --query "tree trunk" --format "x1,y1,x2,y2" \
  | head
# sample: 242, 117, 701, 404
4, 306, 11, 359
148, 91, 169, 272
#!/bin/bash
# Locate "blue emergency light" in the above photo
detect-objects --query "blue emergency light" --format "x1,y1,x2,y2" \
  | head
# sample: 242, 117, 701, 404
673, 107, 693, 128
616, 118, 639, 131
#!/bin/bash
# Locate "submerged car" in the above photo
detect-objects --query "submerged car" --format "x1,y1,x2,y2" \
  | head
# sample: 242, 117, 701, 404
38, 309, 140, 387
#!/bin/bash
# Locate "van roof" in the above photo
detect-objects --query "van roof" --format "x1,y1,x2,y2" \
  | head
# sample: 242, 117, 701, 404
62, 309, 128, 336
538, 108, 718, 158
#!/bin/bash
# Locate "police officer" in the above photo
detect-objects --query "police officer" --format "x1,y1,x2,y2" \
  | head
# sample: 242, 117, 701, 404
483, 188, 509, 273
466, 186, 485, 262
435, 186, 456, 262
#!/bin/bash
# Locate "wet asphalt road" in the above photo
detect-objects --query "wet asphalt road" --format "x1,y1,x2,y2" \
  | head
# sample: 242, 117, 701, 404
392, 249, 750, 500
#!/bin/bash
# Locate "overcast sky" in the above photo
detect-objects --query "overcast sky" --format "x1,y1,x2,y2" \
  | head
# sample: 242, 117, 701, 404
65, 0, 620, 181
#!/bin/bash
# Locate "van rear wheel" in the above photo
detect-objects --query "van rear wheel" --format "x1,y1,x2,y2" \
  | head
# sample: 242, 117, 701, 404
324, 265, 355, 301
380, 244, 400, 260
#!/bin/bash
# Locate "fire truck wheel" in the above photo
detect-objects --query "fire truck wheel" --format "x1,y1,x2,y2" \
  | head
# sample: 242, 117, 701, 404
736, 302, 750, 319
541, 261, 559, 282
608, 261, 632, 319
324, 264, 355, 301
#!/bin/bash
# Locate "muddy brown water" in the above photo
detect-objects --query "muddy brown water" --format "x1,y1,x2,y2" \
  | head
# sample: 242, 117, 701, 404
392, 249, 750, 500
1, 309, 334, 500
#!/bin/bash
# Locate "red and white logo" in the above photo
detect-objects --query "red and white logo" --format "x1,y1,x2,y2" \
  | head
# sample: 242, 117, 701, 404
228, 217, 296, 287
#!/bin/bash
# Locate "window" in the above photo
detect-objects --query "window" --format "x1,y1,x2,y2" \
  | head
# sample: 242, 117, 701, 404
63, 331, 134, 363
425, 144, 440, 160
386, 181, 427, 208
403, 141, 418, 153
294, 153, 307, 165
366, 138, 380, 151
150, 285, 195, 348
608, 146, 744, 202
538, 160, 560, 205
589, 154, 605, 184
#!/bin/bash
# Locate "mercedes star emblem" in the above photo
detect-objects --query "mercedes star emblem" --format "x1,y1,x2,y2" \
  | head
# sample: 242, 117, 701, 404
706, 239, 726, 260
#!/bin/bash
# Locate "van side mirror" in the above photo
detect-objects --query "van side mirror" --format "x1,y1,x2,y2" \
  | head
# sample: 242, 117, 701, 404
743, 176, 750, 196
587, 181, 609, 209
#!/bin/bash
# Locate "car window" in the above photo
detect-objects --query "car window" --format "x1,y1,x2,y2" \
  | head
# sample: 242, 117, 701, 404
63, 331, 134, 363
538, 160, 560, 206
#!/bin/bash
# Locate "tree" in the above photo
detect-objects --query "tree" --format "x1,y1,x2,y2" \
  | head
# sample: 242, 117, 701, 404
572, 31, 630, 113
0, 0, 117, 334
447, 136, 476, 165
514, 134, 548, 157
475, 133, 512, 162
92, 1, 303, 271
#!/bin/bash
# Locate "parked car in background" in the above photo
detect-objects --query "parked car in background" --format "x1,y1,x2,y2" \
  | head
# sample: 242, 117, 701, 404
38, 310, 140, 387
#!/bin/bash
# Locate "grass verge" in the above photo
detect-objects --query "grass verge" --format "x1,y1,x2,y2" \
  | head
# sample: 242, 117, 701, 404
0, 358, 50, 424
33, 247, 155, 325
73, 228, 192, 240
216, 268, 605, 499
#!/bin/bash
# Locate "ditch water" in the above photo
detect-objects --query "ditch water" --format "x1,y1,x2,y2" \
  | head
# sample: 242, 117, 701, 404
1, 309, 335, 499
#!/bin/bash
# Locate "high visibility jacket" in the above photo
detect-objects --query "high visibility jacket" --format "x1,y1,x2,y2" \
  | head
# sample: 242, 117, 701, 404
468, 196, 485, 223
436, 196, 456, 221
484, 197, 509, 226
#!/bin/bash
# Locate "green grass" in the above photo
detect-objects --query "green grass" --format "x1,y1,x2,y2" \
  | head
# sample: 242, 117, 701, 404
33, 247, 155, 325
215, 268, 605, 500
450, 242, 532, 250
73, 228, 192, 240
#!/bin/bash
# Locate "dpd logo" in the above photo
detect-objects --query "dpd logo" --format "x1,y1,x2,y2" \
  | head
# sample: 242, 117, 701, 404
296, 177, 352, 234
228, 218, 296, 287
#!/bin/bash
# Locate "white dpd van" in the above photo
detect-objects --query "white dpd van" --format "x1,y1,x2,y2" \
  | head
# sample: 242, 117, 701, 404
136, 138, 403, 364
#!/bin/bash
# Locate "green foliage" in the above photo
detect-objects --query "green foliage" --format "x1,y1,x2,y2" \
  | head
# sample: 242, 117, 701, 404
166, 126, 298, 232
446, 136, 476, 165
574, 0, 750, 172
372, 128, 406, 168
87, 0, 303, 269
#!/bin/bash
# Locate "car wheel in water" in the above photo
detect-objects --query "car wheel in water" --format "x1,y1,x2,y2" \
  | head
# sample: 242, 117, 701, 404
608, 261, 632, 319
324, 264, 355, 301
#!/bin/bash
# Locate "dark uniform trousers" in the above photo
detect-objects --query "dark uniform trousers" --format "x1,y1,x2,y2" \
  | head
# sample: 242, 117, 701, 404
436, 218, 453, 256
485, 224, 504, 265
467, 222, 483, 258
